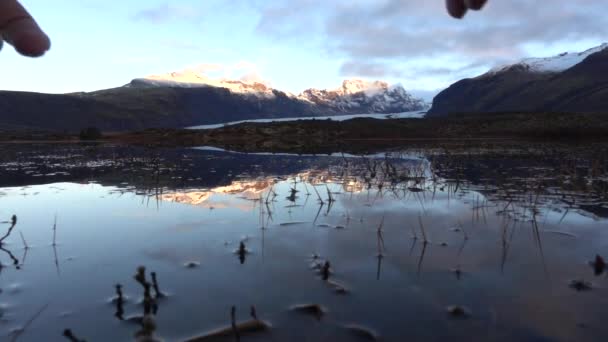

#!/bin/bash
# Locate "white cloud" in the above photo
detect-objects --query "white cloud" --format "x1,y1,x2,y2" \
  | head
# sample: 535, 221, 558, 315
133, 3, 201, 24
172, 61, 272, 86
254, 0, 608, 88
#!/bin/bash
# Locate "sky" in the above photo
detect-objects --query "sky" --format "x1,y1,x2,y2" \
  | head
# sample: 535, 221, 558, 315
1, 0, 607, 100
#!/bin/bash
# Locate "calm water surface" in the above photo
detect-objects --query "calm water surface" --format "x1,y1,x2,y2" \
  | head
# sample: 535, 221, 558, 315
1, 143, 607, 341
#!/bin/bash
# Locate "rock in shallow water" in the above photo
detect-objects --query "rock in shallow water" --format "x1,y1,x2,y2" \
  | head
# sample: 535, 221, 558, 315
569, 279, 593, 291
290, 304, 327, 320
446, 305, 472, 318
184, 261, 200, 269
342, 324, 380, 341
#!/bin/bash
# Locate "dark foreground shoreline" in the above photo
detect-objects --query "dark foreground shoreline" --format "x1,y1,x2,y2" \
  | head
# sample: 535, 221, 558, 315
3, 112, 608, 154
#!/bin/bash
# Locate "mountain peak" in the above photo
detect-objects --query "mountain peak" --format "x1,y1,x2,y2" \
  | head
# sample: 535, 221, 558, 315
130, 70, 275, 97
487, 43, 608, 75
299, 80, 427, 113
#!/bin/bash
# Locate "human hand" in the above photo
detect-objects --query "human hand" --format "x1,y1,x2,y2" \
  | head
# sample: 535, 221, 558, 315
446, 0, 488, 19
0, 0, 50, 57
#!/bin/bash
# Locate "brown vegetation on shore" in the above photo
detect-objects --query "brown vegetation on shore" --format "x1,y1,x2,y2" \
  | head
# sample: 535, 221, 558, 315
3, 112, 608, 153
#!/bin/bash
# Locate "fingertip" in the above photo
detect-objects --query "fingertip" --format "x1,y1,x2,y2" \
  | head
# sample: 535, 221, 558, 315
12, 29, 50, 57
446, 0, 467, 19
465, 0, 487, 11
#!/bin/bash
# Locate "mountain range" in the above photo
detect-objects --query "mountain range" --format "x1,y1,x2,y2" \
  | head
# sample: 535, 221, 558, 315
2, 43, 608, 132
0, 74, 426, 132
428, 43, 608, 116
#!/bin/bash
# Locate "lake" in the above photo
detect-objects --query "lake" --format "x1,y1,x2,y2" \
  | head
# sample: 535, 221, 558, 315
1, 143, 607, 341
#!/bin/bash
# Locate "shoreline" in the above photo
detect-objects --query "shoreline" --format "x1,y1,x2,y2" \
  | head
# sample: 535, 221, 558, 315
2, 112, 608, 153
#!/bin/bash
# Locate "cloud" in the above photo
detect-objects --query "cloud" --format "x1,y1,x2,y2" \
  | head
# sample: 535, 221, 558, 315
339, 61, 396, 78
133, 3, 201, 24
176, 61, 271, 85
254, 0, 608, 87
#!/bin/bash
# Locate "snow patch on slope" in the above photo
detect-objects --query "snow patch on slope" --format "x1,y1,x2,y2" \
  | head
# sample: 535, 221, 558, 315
488, 43, 608, 74
128, 73, 427, 114
298, 79, 428, 113
131, 71, 276, 98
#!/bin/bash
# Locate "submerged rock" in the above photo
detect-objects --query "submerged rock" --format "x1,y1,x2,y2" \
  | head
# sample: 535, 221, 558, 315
589, 255, 606, 276
569, 279, 593, 291
446, 305, 471, 318
342, 324, 380, 341
450, 267, 463, 280
184, 261, 201, 269
327, 280, 349, 294
184, 319, 271, 342
290, 304, 326, 320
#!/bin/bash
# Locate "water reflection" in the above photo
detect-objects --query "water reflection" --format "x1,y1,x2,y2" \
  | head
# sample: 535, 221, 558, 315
0, 143, 607, 341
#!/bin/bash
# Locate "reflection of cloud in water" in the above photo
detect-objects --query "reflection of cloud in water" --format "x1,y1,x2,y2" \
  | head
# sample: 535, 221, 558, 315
143, 248, 188, 265
170, 219, 234, 232
111, 211, 159, 219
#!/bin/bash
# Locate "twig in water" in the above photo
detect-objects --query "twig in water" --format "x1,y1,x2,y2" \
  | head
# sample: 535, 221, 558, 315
326, 185, 334, 203
302, 180, 311, 196
114, 284, 125, 320
9, 303, 48, 342
312, 202, 324, 226
19, 231, 29, 249
151, 272, 165, 298
409, 224, 418, 240
376, 254, 383, 280
53, 244, 60, 275
418, 214, 428, 244
312, 185, 324, 205
417, 242, 428, 276
62, 329, 86, 342
0, 215, 17, 245
322, 261, 331, 281
231, 306, 240, 342
134, 266, 152, 301
52, 214, 58, 246
1, 246, 19, 266
377, 215, 386, 256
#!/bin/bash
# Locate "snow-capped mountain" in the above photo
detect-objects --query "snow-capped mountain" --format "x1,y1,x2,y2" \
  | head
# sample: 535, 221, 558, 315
130, 71, 276, 98
129, 73, 427, 114
299, 80, 428, 113
428, 43, 608, 116
487, 43, 608, 75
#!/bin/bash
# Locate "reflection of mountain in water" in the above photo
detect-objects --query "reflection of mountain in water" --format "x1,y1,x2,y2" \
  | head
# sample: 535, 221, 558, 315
160, 179, 274, 208
0, 143, 606, 219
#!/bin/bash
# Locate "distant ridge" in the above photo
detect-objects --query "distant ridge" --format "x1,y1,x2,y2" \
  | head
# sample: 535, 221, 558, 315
0, 73, 425, 132
428, 43, 608, 116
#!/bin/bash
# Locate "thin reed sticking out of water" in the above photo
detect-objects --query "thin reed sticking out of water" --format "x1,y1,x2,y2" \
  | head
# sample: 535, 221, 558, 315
231, 306, 240, 342
52, 213, 58, 246
9, 303, 48, 342
418, 214, 429, 245
62, 329, 86, 342
19, 231, 28, 249
0, 215, 17, 245
312, 184, 324, 205
377, 215, 386, 257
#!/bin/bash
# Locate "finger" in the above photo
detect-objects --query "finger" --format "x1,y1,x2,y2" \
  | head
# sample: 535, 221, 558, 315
446, 0, 467, 19
464, 0, 487, 11
0, 0, 50, 57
